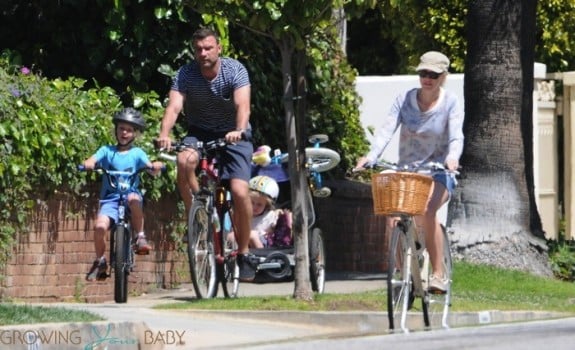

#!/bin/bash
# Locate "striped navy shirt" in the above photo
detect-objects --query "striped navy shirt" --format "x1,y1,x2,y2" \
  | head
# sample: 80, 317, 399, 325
171, 57, 250, 133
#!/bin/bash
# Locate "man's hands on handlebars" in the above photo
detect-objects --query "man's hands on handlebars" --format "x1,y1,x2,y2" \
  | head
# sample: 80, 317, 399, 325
154, 130, 250, 152
155, 136, 172, 151
225, 130, 245, 143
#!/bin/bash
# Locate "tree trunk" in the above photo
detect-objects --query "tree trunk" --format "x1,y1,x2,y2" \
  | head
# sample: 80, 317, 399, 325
292, 48, 313, 300
450, 0, 551, 276
278, 38, 313, 300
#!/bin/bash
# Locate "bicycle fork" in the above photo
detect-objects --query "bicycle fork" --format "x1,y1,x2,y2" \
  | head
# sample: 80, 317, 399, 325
113, 204, 133, 273
213, 186, 234, 264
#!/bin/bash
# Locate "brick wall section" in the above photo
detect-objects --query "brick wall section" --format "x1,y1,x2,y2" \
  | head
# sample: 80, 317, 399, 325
1, 192, 189, 303
0, 179, 386, 302
315, 179, 389, 273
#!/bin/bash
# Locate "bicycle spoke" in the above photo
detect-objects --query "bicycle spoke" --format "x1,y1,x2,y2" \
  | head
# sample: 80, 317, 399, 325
188, 201, 217, 299
387, 225, 413, 333
220, 222, 239, 298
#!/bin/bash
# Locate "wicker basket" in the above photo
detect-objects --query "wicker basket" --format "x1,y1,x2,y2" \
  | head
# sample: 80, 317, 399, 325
371, 172, 433, 216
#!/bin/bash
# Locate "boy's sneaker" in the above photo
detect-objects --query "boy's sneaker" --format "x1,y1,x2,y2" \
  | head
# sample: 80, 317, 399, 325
86, 258, 108, 281
135, 236, 151, 255
428, 274, 448, 294
237, 253, 257, 282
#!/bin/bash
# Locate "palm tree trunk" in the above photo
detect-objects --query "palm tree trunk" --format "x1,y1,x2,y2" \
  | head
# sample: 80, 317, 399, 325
450, 0, 551, 276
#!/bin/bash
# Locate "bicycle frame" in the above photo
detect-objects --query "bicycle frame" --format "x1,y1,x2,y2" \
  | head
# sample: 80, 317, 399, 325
195, 142, 237, 266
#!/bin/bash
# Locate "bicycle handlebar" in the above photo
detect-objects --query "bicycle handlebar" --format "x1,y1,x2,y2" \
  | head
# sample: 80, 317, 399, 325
155, 135, 251, 164
77, 165, 164, 174
353, 160, 460, 176
78, 164, 165, 192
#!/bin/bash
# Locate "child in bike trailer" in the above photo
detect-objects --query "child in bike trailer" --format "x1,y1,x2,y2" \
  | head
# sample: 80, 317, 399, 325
247, 175, 293, 249
83, 108, 164, 282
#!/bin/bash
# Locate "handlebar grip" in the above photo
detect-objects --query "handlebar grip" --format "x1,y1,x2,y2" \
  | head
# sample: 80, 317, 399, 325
159, 153, 177, 163
77, 165, 86, 171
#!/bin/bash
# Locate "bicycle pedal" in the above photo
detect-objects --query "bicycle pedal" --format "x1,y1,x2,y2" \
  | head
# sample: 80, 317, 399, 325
96, 273, 109, 281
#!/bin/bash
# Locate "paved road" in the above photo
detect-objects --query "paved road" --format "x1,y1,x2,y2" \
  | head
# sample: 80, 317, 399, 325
3, 273, 570, 350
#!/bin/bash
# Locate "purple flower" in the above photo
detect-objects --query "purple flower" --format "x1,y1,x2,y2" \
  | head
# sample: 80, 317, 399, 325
9, 86, 21, 97
20, 67, 30, 75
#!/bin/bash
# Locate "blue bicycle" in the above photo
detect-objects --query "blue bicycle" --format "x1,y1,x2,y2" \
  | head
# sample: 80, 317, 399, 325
78, 165, 159, 303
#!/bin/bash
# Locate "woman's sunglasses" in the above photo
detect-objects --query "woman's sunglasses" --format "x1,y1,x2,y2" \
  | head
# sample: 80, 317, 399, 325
418, 70, 442, 79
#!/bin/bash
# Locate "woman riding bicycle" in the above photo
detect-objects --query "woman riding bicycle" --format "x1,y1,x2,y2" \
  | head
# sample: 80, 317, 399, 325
355, 51, 464, 292
83, 108, 164, 281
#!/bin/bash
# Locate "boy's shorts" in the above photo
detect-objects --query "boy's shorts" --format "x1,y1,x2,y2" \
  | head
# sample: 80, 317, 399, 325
99, 196, 141, 225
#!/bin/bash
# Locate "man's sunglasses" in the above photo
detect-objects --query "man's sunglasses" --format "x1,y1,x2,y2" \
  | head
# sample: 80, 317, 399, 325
418, 70, 442, 79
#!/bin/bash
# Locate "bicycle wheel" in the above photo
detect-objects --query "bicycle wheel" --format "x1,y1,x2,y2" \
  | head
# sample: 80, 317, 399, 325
423, 225, 453, 329
387, 224, 413, 332
309, 228, 326, 293
188, 200, 217, 299
305, 147, 340, 173
113, 224, 129, 303
219, 213, 239, 298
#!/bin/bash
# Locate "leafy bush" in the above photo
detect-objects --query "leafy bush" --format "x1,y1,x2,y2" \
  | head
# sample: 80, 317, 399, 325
549, 244, 575, 281
547, 223, 575, 281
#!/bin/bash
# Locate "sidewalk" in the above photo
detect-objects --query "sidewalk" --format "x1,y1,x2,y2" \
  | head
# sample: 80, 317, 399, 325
1, 273, 569, 350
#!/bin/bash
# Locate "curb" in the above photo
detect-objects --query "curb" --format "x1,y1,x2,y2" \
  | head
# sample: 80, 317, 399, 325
186, 309, 572, 334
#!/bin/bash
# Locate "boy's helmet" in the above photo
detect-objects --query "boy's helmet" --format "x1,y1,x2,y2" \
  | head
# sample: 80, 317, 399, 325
112, 107, 146, 132
249, 175, 279, 200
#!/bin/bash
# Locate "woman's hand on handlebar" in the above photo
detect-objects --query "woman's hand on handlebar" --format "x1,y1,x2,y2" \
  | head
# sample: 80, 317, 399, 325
445, 158, 459, 172
353, 157, 371, 172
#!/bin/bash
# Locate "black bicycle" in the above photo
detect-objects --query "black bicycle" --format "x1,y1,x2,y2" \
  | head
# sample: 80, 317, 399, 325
79, 165, 158, 303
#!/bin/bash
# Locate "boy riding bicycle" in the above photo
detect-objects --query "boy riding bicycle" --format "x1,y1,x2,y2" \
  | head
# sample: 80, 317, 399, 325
83, 108, 163, 281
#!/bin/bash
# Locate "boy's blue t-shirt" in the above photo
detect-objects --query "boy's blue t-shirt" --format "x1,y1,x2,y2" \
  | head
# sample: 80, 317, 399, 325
93, 145, 150, 200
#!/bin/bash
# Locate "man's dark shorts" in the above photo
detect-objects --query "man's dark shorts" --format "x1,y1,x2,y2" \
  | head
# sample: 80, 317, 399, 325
185, 127, 253, 182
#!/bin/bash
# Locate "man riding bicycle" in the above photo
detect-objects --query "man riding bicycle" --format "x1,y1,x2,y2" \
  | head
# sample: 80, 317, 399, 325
155, 27, 256, 282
